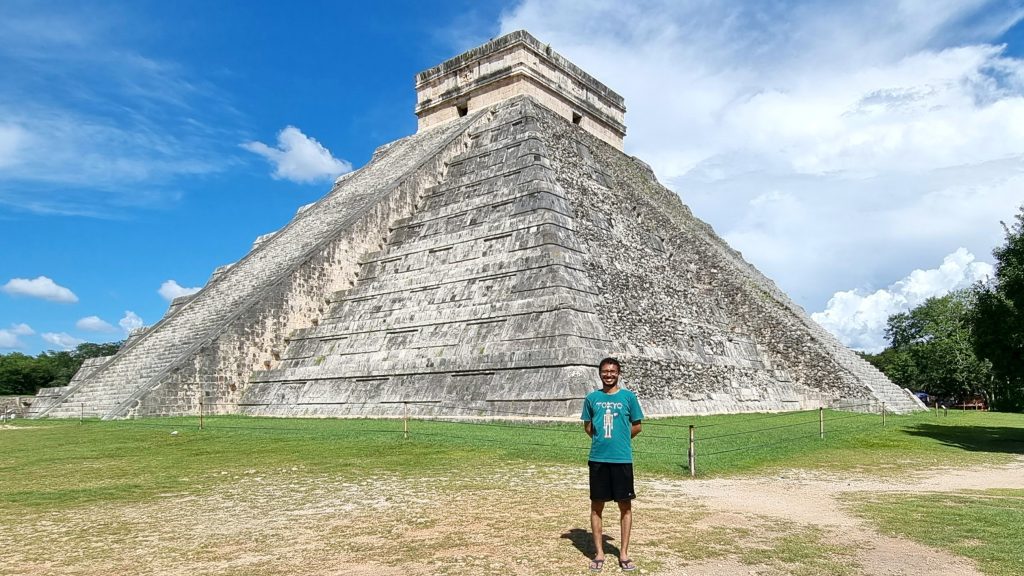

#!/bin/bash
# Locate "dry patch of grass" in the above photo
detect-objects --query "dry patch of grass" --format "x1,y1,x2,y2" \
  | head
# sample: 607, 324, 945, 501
0, 464, 855, 576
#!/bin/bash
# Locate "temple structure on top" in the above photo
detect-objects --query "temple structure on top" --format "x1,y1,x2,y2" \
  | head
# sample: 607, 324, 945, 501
27, 31, 923, 421
415, 31, 626, 149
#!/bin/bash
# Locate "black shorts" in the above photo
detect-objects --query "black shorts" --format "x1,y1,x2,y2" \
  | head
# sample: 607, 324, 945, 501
588, 461, 636, 502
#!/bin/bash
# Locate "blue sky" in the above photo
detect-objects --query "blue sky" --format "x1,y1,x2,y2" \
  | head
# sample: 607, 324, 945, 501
2, 0, 1024, 354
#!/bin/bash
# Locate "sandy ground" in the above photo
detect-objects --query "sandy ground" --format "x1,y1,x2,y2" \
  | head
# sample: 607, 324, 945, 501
647, 458, 1024, 576
2, 457, 1023, 576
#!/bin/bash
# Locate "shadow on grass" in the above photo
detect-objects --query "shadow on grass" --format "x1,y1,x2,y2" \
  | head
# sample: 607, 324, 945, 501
901, 423, 1024, 454
561, 527, 620, 560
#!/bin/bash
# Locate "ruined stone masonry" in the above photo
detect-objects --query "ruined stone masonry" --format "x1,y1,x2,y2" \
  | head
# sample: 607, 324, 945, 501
28, 31, 923, 420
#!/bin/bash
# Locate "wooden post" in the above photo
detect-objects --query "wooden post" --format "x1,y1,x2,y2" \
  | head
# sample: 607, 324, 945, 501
819, 407, 824, 439
403, 402, 409, 440
80, 402, 84, 424
881, 402, 886, 427
688, 425, 696, 478
199, 400, 204, 431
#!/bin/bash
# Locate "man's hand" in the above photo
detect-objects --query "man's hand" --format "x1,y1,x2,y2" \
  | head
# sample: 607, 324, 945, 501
630, 421, 642, 438
584, 421, 595, 437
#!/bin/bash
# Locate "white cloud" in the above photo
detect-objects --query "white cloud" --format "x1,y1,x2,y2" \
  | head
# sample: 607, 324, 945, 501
41, 332, 85, 350
0, 330, 24, 349
2, 276, 78, 302
0, 124, 28, 168
0, 323, 34, 348
158, 279, 201, 302
9, 323, 34, 335
119, 310, 144, 334
76, 315, 116, 332
498, 0, 1024, 325
242, 126, 352, 184
0, 5, 234, 215
811, 248, 994, 352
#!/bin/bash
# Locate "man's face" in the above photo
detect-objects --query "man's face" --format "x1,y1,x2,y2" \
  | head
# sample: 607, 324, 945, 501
599, 364, 620, 388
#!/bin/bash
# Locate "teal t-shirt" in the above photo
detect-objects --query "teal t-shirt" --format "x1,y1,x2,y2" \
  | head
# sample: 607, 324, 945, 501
580, 388, 644, 463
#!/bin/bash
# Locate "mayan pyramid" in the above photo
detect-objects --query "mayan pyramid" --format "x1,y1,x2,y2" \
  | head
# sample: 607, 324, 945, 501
28, 31, 923, 420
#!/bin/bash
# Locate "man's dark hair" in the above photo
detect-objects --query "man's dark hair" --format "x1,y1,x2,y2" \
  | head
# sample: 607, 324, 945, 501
598, 357, 621, 371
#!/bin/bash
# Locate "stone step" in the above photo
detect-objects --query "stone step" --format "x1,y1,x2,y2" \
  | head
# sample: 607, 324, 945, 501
370, 207, 575, 263
343, 251, 592, 300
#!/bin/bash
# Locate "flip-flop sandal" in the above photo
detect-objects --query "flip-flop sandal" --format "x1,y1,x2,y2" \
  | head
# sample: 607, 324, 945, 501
618, 558, 637, 571
589, 558, 605, 572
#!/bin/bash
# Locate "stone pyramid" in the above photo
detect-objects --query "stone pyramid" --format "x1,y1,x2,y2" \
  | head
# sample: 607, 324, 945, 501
29, 31, 923, 420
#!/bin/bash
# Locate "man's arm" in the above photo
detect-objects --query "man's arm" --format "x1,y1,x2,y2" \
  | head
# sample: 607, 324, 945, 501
584, 421, 595, 437
630, 393, 644, 438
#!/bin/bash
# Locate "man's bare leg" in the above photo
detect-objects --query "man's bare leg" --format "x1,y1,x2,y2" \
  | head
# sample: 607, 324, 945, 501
590, 500, 606, 562
617, 499, 633, 562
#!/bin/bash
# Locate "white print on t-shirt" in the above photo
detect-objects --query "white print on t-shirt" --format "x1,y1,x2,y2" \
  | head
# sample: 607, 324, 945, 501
603, 407, 618, 438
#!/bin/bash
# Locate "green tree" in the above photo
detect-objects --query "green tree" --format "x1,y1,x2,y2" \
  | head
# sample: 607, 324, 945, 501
36, 351, 78, 387
971, 205, 1024, 411
861, 347, 918, 390
876, 291, 992, 402
0, 353, 50, 395
0, 340, 123, 396
73, 341, 121, 359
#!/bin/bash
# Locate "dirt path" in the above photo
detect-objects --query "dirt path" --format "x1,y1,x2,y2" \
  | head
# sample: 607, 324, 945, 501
645, 457, 1024, 575
3, 457, 1023, 576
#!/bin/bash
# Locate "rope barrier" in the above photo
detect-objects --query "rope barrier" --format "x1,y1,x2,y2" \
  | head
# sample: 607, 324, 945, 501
701, 431, 826, 456
695, 416, 821, 441
679, 402, 879, 429
109, 411, 693, 458
76, 398, 931, 476
825, 411, 880, 424
111, 412, 875, 461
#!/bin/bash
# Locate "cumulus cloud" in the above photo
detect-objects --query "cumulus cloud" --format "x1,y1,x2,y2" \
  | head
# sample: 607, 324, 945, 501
76, 315, 117, 332
811, 249, 994, 352
498, 1, 1024, 345
9, 323, 34, 335
0, 323, 35, 349
42, 332, 85, 350
242, 126, 352, 183
0, 333, 19, 348
119, 310, 144, 334
158, 279, 201, 302
2, 276, 78, 302
0, 330, 24, 349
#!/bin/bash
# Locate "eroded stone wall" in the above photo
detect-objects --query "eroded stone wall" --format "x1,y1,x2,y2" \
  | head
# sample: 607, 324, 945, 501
128, 163, 457, 417
243, 97, 612, 418
535, 104, 915, 414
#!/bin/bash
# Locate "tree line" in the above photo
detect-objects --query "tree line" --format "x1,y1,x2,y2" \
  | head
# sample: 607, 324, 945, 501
0, 341, 122, 396
861, 205, 1024, 411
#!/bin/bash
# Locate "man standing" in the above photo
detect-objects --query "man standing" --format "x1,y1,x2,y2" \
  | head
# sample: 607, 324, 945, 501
581, 357, 643, 572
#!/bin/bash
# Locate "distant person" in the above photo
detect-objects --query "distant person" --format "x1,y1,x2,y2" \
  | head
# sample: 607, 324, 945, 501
581, 357, 644, 572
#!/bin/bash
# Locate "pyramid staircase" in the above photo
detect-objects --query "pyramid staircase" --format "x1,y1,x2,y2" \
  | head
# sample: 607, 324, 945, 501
32, 113, 481, 419
243, 98, 611, 417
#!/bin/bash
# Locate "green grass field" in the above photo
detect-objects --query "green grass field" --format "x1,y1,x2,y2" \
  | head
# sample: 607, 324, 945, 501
2, 409, 1022, 575
845, 488, 1024, 576
3, 408, 1021, 510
